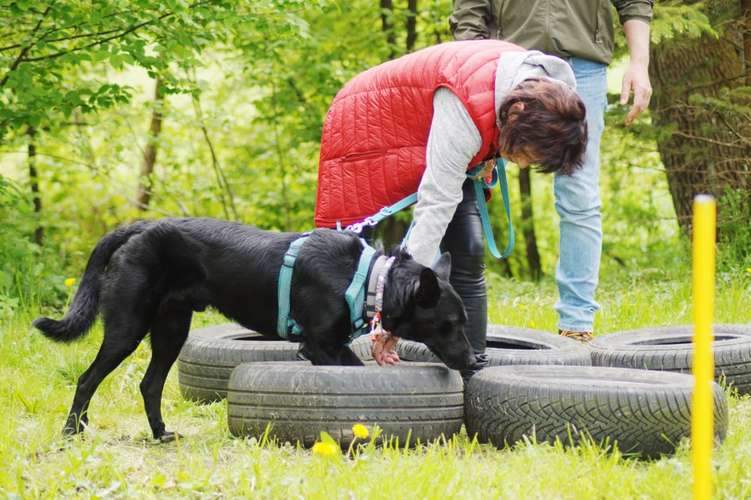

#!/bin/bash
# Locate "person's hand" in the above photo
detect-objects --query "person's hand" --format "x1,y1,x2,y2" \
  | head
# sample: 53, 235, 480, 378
371, 331, 400, 366
620, 60, 652, 126
480, 159, 495, 179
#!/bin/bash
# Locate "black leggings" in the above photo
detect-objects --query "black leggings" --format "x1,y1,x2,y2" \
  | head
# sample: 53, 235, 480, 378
363, 179, 487, 355
440, 179, 487, 354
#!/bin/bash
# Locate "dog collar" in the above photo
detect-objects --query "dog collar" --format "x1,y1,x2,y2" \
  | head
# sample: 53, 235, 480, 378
365, 255, 395, 320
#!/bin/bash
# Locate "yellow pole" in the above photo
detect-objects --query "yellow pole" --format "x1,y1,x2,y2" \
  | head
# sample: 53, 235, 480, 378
692, 194, 716, 500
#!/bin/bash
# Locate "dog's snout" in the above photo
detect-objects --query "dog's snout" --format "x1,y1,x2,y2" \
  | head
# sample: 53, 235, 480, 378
468, 352, 488, 371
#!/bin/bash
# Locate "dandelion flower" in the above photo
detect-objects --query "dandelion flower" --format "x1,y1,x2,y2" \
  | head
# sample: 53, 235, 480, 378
746, 267, 751, 275
312, 441, 338, 458
64, 278, 76, 288
352, 423, 369, 440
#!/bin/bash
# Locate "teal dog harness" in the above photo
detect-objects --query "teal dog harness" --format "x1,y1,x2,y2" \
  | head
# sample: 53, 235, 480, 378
276, 235, 382, 340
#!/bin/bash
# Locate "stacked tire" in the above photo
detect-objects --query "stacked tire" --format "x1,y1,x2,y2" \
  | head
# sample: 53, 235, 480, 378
589, 324, 751, 395
177, 324, 300, 403
227, 362, 463, 448
464, 365, 727, 458
395, 325, 592, 366
177, 324, 375, 403
178, 322, 746, 456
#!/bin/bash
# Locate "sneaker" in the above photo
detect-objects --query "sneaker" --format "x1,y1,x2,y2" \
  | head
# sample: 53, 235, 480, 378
558, 329, 593, 342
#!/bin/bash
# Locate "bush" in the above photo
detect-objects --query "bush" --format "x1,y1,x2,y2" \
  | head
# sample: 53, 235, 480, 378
0, 175, 68, 317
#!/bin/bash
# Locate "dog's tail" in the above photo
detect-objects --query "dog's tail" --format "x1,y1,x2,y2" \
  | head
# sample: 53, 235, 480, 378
33, 221, 151, 342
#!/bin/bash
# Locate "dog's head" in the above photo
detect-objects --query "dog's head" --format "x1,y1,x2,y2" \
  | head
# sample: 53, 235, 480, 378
381, 250, 482, 371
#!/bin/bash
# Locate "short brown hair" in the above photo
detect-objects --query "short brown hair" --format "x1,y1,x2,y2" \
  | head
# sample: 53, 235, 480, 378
497, 78, 587, 175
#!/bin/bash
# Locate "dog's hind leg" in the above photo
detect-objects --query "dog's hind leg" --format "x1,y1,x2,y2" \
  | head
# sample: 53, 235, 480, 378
63, 311, 149, 436
140, 300, 192, 442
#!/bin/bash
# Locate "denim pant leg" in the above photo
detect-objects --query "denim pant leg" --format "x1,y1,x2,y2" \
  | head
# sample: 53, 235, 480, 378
554, 57, 607, 331
440, 179, 487, 354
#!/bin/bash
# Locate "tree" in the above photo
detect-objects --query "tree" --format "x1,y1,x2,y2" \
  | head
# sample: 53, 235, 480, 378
136, 78, 164, 210
649, 0, 751, 240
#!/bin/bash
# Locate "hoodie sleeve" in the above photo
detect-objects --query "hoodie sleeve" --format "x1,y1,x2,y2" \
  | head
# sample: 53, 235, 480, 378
611, 0, 654, 25
449, 0, 495, 41
405, 88, 482, 267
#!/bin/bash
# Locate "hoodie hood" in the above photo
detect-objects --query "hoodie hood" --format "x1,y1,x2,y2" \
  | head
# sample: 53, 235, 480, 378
494, 51, 577, 122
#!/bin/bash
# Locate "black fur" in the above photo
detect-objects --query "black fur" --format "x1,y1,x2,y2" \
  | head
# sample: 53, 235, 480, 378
33, 218, 479, 441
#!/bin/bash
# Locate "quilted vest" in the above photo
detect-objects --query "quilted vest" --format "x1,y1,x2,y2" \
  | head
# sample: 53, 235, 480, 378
314, 40, 525, 228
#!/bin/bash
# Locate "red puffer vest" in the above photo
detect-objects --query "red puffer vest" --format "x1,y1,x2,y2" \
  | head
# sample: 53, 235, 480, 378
314, 40, 524, 228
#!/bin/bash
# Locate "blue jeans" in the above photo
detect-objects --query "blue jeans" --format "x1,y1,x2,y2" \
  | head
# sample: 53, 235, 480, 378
554, 57, 607, 331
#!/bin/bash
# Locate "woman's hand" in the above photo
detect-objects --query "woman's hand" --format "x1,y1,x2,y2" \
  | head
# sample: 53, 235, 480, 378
371, 331, 400, 366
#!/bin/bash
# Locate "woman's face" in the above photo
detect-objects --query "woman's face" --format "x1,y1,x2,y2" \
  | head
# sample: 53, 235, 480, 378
500, 147, 540, 169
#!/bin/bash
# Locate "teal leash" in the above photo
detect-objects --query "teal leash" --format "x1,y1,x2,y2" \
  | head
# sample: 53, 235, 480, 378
468, 157, 515, 259
347, 157, 515, 260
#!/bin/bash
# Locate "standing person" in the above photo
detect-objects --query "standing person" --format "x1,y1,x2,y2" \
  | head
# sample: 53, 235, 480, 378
314, 40, 588, 378
450, 0, 653, 341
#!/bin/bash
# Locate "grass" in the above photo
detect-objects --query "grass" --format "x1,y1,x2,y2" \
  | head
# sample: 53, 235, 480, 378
1, 271, 750, 499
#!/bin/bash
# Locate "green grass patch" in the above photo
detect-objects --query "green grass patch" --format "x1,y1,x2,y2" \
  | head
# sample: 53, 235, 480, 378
1, 273, 750, 498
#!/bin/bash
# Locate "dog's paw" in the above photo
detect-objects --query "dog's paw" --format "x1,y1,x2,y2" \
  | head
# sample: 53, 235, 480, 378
62, 421, 86, 438
157, 431, 182, 443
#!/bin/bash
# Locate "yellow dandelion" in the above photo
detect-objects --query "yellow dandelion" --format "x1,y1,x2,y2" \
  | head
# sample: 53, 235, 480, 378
312, 441, 338, 458
64, 278, 76, 288
352, 423, 369, 440
746, 267, 751, 275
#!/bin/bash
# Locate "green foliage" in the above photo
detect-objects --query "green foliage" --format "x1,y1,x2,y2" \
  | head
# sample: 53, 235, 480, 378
0, 0, 313, 139
0, 174, 68, 317
650, 2, 716, 44
717, 187, 751, 273
0, 0, 743, 302
611, 1, 714, 57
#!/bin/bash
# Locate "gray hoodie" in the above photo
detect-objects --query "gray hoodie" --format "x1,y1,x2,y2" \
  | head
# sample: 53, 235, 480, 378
405, 50, 577, 266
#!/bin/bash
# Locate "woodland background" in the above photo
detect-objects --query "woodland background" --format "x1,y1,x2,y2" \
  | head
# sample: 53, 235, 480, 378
1, 0, 750, 316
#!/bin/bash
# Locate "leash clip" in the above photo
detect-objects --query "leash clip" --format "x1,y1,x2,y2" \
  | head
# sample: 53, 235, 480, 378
346, 217, 378, 234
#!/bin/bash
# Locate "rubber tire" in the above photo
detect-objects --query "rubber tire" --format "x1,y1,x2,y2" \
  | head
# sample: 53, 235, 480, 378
178, 324, 300, 403
396, 325, 592, 367
589, 324, 751, 395
465, 365, 728, 459
349, 334, 375, 361
227, 362, 464, 448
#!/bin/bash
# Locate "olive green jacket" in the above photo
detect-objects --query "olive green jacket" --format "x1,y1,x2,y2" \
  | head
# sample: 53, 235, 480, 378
450, 0, 653, 64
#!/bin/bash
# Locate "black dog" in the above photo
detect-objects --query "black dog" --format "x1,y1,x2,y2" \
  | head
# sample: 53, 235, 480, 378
33, 218, 480, 441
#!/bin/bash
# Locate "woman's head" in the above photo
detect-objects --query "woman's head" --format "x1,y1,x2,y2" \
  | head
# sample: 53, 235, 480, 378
497, 78, 587, 175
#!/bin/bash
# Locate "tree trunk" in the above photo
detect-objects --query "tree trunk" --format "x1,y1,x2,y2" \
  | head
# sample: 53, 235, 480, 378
136, 78, 164, 210
743, 0, 751, 85
380, 0, 396, 60
649, 0, 751, 234
518, 168, 542, 280
406, 0, 418, 52
27, 126, 43, 245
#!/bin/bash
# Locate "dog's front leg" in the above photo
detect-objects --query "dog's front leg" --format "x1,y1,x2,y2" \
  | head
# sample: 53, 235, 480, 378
298, 340, 364, 366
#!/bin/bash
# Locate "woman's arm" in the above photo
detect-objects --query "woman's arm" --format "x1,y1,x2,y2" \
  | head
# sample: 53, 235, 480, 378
405, 88, 482, 266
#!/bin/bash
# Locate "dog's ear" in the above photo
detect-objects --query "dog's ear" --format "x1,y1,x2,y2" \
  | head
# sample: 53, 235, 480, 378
432, 252, 452, 281
415, 268, 440, 308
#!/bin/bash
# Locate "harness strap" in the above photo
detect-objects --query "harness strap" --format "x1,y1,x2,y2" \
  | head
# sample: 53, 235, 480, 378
276, 235, 309, 338
345, 240, 377, 335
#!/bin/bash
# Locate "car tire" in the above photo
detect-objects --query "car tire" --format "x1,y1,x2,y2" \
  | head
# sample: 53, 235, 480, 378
464, 365, 728, 458
396, 325, 591, 367
227, 362, 464, 448
177, 324, 300, 403
589, 324, 751, 395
